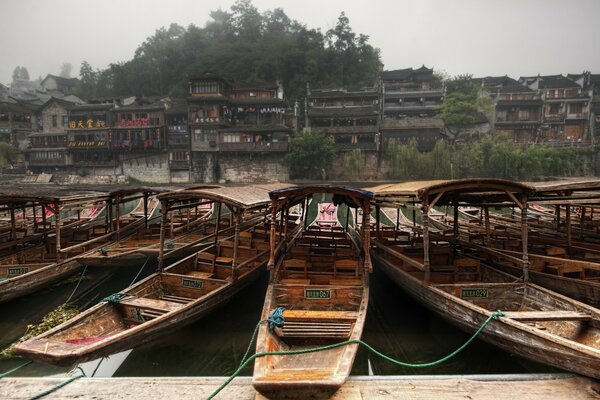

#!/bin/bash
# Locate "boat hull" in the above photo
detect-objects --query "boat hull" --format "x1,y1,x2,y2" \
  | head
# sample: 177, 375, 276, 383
372, 251, 600, 380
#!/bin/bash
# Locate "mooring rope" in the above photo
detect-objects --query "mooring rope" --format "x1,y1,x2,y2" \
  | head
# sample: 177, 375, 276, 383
64, 265, 88, 304
207, 309, 505, 400
27, 367, 86, 400
0, 360, 32, 379
237, 307, 286, 369
128, 256, 150, 287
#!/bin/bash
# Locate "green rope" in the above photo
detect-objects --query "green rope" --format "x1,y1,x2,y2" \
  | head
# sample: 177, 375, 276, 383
128, 256, 150, 287
0, 360, 32, 379
28, 367, 86, 400
237, 307, 286, 369
64, 265, 88, 304
166, 241, 174, 250
207, 310, 505, 400
103, 292, 129, 303
98, 247, 108, 256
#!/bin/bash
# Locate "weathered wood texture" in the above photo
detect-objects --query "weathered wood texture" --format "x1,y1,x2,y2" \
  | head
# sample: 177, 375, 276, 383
1, 376, 598, 400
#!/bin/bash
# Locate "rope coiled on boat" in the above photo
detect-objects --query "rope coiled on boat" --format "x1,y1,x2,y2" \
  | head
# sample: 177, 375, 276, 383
102, 292, 129, 304
207, 309, 505, 400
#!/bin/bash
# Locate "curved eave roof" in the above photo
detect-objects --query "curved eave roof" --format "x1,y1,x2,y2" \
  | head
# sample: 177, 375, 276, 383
369, 179, 535, 207
270, 184, 373, 210
158, 184, 288, 210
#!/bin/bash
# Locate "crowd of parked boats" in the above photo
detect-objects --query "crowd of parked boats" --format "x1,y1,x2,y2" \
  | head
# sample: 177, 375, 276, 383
1, 179, 600, 399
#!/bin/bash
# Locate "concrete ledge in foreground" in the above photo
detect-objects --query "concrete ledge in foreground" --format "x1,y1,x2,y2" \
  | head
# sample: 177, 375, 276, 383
1, 374, 599, 399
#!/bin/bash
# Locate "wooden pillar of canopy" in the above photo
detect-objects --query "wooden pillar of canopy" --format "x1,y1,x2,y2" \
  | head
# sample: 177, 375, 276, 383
9, 206, 15, 241
362, 198, 372, 273
54, 203, 62, 263
32, 203, 37, 231
41, 205, 48, 245
556, 205, 561, 231
566, 205, 572, 256
232, 209, 240, 280
115, 193, 121, 240
213, 202, 222, 250
453, 198, 459, 239
157, 199, 169, 272
345, 206, 350, 232
484, 206, 491, 247
375, 205, 381, 240
268, 199, 278, 271
422, 201, 430, 284
521, 203, 529, 282
580, 206, 585, 240
143, 193, 149, 229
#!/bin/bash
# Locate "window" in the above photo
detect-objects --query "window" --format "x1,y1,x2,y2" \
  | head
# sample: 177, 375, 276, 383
170, 151, 189, 161
62, 115, 69, 128
223, 133, 240, 143
518, 110, 530, 121
51, 115, 57, 127
569, 103, 583, 114
191, 81, 219, 94
193, 128, 217, 142
548, 104, 561, 114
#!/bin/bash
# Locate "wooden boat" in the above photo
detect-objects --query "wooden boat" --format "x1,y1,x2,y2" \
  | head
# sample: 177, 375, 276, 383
75, 196, 218, 267
0, 187, 160, 304
13, 184, 289, 366
370, 179, 600, 380
253, 185, 373, 399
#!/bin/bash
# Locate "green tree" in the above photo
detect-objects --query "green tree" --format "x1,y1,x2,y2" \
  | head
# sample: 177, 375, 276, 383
283, 129, 334, 179
0, 142, 18, 169
76, 61, 98, 100
437, 74, 490, 146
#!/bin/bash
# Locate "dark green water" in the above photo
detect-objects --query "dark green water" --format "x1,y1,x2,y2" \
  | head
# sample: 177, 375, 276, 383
0, 260, 555, 378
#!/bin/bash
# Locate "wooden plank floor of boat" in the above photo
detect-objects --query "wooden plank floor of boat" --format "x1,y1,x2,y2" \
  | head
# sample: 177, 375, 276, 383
2, 375, 598, 399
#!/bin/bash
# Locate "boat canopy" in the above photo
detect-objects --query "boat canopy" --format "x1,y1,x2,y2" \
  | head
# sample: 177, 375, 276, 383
269, 184, 373, 210
369, 178, 535, 209
158, 184, 290, 211
528, 179, 600, 205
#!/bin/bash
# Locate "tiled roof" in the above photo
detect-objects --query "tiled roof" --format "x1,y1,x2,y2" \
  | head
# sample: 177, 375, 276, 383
538, 75, 580, 89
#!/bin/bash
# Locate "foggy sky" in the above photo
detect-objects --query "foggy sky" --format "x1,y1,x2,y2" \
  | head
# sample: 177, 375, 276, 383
1, 0, 599, 86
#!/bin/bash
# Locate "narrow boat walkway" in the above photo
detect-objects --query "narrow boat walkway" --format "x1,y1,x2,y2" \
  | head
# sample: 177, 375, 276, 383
2, 374, 598, 399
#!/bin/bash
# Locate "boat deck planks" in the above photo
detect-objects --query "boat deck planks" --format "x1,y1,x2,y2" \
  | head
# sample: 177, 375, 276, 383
1, 376, 598, 400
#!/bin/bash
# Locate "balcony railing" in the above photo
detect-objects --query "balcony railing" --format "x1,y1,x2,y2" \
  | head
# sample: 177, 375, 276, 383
28, 158, 69, 166
110, 140, 162, 151
544, 114, 566, 122
72, 159, 119, 167
566, 113, 588, 120
219, 141, 288, 152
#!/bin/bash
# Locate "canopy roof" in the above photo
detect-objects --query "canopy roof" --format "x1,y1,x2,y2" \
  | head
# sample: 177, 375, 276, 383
368, 179, 535, 208
270, 184, 374, 210
158, 184, 290, 210
527, 179, 600, 205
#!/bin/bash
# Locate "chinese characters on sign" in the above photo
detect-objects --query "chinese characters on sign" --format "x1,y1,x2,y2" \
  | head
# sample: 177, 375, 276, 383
69, 119, 106, 129
67, 140, 108, 148
118, 118, 149, 127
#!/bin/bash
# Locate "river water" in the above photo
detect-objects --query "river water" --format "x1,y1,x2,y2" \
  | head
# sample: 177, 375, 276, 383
0, 261, 555, 378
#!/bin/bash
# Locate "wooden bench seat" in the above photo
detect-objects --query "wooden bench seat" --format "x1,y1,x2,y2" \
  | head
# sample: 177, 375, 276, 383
284, 258, 308, 277
545, 264, 584, 279
503, 310, 591, 322
186, 271, 213, 279
120, 296, 183, 313
328, 278, 362, 286
334, 259, 359, 278
280, 278, 311, 285
275, 309, 357, 339
161, 294, 194, 304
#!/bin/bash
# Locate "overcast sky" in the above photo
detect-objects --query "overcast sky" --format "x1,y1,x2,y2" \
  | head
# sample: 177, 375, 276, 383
1, 0, 599, 86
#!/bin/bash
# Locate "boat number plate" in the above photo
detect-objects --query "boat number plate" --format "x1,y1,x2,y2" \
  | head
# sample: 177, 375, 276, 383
461, 288, 488, 299
7, 267, 29, 275
305, 289, 331, 299
182, 278, 203, 289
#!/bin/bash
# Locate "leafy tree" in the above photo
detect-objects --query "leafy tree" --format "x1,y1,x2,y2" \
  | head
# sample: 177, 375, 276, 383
0, 142, 18, 169
283, 129, 334, 179
76, 61, 99, 100
437, 74, 490, 146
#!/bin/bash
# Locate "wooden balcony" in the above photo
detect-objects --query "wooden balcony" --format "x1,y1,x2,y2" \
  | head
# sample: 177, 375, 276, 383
218, 141, 288, 152
322, 125, 378, 134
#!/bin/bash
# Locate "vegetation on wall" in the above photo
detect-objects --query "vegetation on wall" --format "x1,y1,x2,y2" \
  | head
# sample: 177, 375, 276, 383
385, 135, 596, 181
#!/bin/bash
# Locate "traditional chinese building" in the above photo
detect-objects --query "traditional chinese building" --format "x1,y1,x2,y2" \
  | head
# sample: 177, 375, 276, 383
66, 102, 114, 169
567, 72, 600, 144
26, 97, 83, 172
520, 75, 591, 142
306, 87, 379, 151
187, 73, 293, 183
473, 76, 543, 143
0, 97, 39, 150
379, 66, 445, 151
40, 74, 79, 96
165, 99, 190, 182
